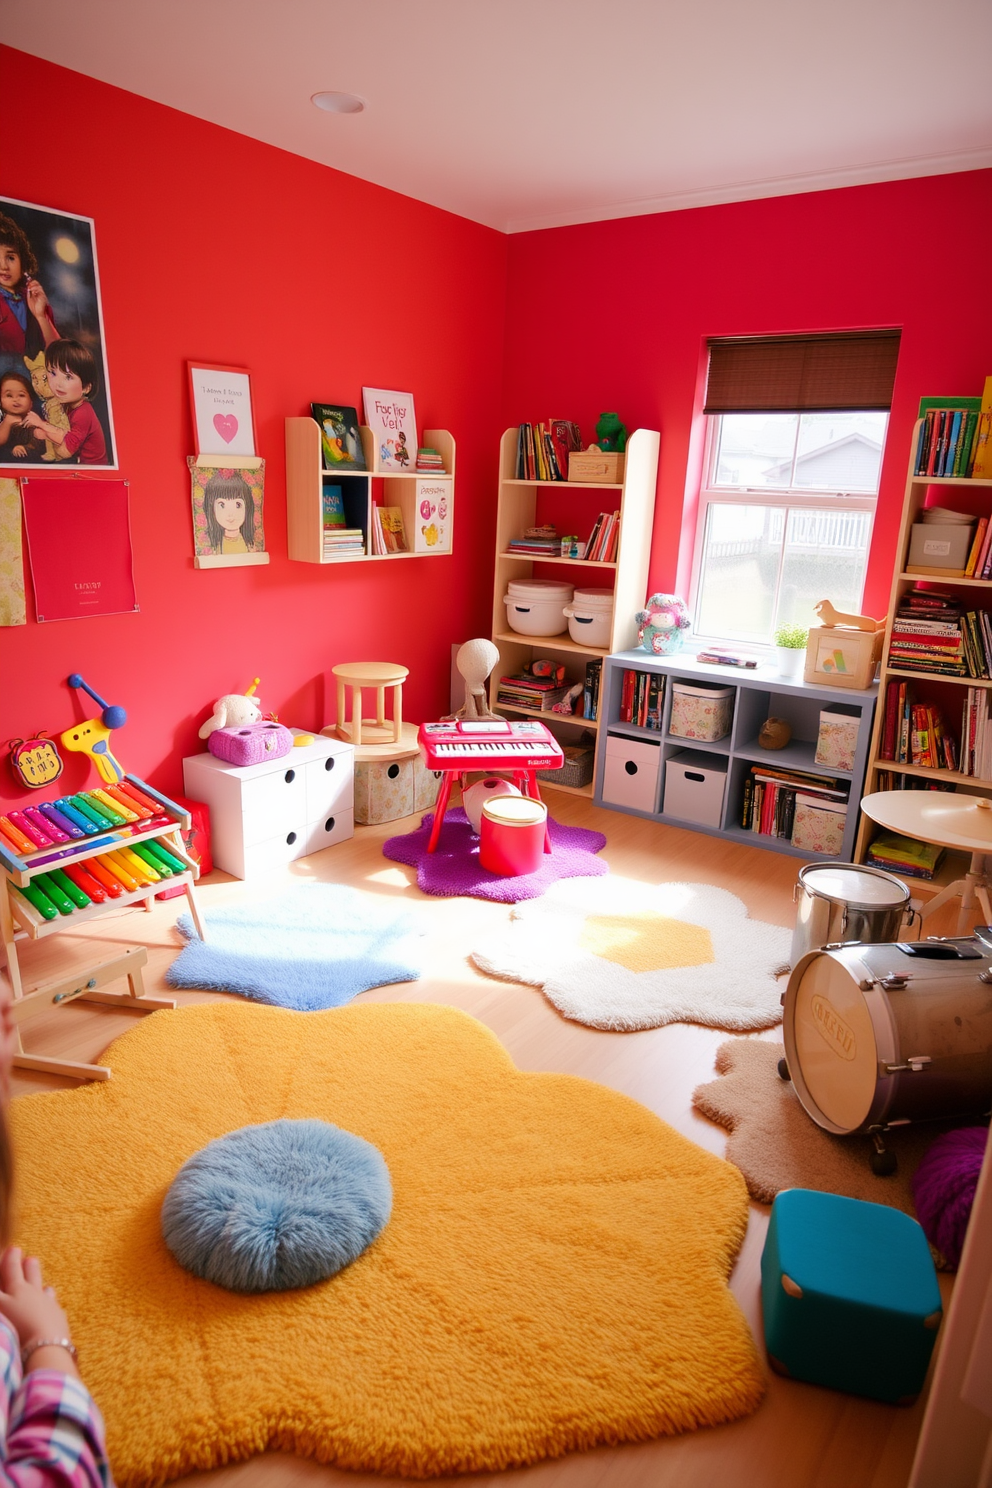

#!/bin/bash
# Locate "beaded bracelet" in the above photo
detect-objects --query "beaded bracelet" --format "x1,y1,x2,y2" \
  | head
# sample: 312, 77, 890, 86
20, 1338, 77, 1366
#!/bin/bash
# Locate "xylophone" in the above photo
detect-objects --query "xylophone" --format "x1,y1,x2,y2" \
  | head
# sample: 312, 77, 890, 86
0, 774, 205, 999
417, 719, 564, 853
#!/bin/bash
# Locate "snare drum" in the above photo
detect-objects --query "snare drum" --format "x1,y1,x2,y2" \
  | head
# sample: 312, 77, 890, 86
783, 940, 992, 1141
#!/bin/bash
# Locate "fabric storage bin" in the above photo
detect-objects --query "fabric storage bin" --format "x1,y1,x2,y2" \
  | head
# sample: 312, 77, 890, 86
662, 749, 727, 828
562, 587, 614, 648
353, 753, 441, 825
536, 741, 595, 788
791, 796, 847, 856
815, 708, 859, 771
602, 734, 661, 811
502, 579, 572, 637
669, 682, 734, 742
907, 522, 973, 575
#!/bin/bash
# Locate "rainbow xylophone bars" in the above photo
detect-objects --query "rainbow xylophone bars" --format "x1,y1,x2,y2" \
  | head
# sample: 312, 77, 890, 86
12, 838, 189, 920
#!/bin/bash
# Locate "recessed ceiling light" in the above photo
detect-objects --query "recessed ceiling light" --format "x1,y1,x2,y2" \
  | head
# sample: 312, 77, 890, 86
311, 91, 366, 115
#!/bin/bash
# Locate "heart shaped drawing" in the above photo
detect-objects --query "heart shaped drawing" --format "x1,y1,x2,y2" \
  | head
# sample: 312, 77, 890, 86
213, 413, 238, 444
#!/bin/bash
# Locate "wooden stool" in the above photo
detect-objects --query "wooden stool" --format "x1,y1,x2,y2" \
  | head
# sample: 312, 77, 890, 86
333, 663, 408, 746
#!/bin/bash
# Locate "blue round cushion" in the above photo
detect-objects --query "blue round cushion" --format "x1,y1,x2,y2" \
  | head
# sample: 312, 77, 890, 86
161, 1119, 392, 1292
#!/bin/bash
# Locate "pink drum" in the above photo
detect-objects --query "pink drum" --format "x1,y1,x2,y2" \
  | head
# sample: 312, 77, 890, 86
479, 795, 548, 876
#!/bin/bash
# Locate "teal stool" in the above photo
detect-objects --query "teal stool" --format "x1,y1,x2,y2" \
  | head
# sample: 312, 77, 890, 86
761, 1189, 942, 1404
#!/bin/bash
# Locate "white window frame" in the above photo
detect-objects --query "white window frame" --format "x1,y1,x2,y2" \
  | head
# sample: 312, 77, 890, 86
687, 414, 879, 650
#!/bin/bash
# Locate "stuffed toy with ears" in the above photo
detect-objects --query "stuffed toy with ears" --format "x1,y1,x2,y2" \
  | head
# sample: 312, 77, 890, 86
198, 679, 263, 739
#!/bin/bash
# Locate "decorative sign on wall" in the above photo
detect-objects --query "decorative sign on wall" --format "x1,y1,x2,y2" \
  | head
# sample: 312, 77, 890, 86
188, 363, 256, 457
0, 477, 26, 626
20, 477, 137, 621
188, 455, 268, 569
0, 195, 118, 470
414, 478, 451, 553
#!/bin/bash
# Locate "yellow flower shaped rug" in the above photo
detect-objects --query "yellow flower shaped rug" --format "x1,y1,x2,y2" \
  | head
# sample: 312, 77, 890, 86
10, 1001, 764, 1485
472, 877, 791, 1031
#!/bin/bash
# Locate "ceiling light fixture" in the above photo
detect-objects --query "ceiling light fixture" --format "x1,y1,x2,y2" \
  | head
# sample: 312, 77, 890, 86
311, 91, 366, 115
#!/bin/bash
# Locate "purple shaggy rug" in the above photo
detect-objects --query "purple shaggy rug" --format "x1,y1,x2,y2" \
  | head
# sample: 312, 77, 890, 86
383, 807, 608, 902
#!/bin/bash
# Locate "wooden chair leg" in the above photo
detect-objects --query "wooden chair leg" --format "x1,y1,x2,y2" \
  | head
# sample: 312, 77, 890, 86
393, 683, 403, 743
351, 685, 363, 747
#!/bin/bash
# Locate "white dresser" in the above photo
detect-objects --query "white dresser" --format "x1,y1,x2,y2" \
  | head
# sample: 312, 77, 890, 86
183, 731, 355, 880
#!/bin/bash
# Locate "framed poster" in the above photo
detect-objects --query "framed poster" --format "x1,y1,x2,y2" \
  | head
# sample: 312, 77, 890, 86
188, 363, 256, 456
188, 455, 268, 569
0, 196, 118, 470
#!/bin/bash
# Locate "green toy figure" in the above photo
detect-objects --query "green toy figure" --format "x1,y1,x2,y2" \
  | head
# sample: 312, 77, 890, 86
595, 412, 627, 452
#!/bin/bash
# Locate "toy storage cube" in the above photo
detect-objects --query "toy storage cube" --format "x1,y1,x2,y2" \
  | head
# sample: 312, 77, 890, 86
662, 749, 727, 827
760, 1189, 941, 1405
602, 735, 661, 812
791, 798, 846, 856
669, 682, 734, 742
354, 754, 441, 825
815, 707, 860, 771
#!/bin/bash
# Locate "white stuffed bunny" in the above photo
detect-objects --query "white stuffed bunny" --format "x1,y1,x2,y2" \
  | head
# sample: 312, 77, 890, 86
198, 679, 263, 739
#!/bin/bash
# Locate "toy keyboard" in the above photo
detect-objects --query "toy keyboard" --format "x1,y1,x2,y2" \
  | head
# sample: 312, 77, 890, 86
418, 719, 564, 771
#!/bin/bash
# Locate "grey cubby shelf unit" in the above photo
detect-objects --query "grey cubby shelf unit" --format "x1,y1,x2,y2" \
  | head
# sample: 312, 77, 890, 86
594, 651, 878, 860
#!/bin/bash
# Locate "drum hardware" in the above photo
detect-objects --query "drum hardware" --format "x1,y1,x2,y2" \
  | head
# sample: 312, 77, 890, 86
980, 970, 992, 985
879, 1056, 932, 1075
868, 1128, 898, 1176
880, 973, 911, 990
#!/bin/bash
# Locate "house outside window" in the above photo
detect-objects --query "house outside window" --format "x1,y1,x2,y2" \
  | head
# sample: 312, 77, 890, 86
690, 332, 900, 649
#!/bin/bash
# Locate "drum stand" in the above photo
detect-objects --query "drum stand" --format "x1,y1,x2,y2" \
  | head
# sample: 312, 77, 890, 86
914, 850, 992, 936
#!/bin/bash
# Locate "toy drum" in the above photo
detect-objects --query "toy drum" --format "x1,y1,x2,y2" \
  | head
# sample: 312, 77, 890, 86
479, 796, 548, 876
791, 862, 914, 966
783, 940, 992, 1162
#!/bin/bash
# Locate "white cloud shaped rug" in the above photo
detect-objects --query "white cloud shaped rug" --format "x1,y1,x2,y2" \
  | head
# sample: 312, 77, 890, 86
471, 877, 791, 1032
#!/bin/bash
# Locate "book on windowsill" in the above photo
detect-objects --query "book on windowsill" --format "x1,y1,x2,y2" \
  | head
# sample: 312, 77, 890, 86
695, 646, 760, 669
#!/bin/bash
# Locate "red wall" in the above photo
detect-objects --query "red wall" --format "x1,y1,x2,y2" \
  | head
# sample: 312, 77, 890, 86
0, 46, 507, 810
502, 171, 992, 617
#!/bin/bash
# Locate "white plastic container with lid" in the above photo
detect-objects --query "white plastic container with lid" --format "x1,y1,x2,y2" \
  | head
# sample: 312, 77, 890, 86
562, 587, 615, 648
502, 579, 573, 637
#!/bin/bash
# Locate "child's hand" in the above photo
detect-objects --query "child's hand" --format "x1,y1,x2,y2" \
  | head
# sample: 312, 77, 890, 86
21, 412, 41, 429
24, 278, 50, 318
13, 447, 26, 457
0, 1247, 71, 1349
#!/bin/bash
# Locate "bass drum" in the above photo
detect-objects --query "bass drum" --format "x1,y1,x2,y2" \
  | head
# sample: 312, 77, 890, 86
783, 940, 992, 1142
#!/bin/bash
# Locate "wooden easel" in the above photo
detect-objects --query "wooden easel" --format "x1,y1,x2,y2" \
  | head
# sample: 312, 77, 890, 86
7, 946, 175, 1081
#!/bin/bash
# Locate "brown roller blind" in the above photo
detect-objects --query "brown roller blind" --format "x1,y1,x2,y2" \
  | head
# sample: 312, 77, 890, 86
704, 331, 900, 414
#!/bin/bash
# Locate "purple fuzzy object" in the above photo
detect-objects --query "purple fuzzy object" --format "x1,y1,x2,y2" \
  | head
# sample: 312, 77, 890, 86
382, 807, 608, 903
912, 1126, 988, 1268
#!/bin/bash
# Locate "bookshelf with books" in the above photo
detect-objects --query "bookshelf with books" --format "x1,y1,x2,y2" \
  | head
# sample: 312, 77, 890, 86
488, 426, 660, 797
594, 651, 877, 859
286, 418, 454, 564
855, 405, 992, 886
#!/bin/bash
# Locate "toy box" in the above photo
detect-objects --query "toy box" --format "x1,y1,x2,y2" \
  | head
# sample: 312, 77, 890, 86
815, 708, 859, 771
791, 796, 846, 856
354, 754, 441, 825
568, 449, 625, 483
669, 682, 734, 742
804, 627, 882, 691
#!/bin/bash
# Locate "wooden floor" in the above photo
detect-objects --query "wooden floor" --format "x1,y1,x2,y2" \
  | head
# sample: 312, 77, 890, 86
7, 792, 961, 1488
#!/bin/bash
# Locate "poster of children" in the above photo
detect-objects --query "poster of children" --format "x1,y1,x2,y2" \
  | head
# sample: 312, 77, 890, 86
0, 196, 117, 470
188, 457, 268, 568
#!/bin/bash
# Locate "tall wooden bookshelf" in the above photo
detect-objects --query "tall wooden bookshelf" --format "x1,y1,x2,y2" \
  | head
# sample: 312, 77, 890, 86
854, 418, 992, 887
488, 426, 660, 797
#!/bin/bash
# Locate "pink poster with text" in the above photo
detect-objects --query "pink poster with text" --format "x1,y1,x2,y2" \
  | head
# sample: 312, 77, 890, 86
21, 478, 137, 622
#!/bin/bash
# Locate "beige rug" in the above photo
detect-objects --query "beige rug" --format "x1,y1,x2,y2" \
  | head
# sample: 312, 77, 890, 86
691, 1038, 942, 1217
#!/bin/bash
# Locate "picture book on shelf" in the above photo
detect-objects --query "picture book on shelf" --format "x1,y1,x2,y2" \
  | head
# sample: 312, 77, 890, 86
379, 507, 408, 553
362, 388, 417, 472
311, 404, 366, 471
322, 484, 346, 527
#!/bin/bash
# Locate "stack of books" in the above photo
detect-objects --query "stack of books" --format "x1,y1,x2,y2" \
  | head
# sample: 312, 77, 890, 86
879, 682, 957, 769
507, 528, 560, 557
323, 528, 364, 558
888, 589, 966, 675
583, 659, 602, 721
416, 447, 445, 472
960, 688, 992, 778
741, 765, 847, 840
585, 512, 620, 563
873, 772, 955, 793
914, 403, 983, 478
958, 610, 992, 676
695, 646, 759, 668
515, 421, 582, 482
617, 670, 665, 730
867, 830, 945, 880
497, 670, 570, 712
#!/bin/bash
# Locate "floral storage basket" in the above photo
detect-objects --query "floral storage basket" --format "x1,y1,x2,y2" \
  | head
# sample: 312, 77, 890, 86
669, 682, 734, 743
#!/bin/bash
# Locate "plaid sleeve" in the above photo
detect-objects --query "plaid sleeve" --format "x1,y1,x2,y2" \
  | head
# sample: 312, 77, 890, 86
1, 1362, 113, 1487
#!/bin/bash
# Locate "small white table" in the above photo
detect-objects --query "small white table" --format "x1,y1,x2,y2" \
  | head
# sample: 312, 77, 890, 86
860, 790, 992, 933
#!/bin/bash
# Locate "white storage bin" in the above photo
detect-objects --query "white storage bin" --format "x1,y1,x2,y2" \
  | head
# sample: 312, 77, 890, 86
663, 749, 728, 828
602, 734, 662, 812
562, 587, 614, 648
669, 681, 735, 742
502, 578, 573, 637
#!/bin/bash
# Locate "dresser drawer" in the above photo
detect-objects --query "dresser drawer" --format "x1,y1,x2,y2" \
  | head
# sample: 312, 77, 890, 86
304, 809, 354, 856
304, 753, 354, 819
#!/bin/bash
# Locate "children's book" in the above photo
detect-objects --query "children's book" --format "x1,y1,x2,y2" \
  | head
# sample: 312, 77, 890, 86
322, 484, 346, 527
362, 388, 417, 472
379, 507, 408, 553
312, 404, 366, 471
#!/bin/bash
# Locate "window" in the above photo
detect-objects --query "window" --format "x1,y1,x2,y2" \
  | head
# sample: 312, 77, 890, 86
690, 332, 898, 648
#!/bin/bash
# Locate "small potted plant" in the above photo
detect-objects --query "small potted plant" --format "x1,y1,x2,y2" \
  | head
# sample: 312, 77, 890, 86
773, 622, 809, 679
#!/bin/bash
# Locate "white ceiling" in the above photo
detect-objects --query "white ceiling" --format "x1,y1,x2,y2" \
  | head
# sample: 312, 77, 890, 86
4, 0, 991, 233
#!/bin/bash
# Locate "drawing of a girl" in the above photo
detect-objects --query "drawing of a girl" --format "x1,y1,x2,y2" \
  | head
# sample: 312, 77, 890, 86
203, 469, 256, 555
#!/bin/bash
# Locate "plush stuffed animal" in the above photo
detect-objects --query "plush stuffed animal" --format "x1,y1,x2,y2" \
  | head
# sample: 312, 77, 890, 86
23, 351, 71, 462
198, 679, 263, 739
595, 411, 627, 453
635, 594, 691, 656
445, 639, 500, 721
